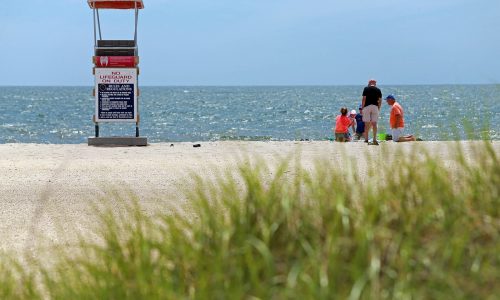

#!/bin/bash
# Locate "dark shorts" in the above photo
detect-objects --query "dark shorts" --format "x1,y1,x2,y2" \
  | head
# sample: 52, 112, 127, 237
335, 132, 350, 142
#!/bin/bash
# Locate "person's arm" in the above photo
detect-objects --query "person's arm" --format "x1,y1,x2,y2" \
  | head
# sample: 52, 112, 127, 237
377, 90, 382, 110
343, 117, 351, 132
361, 87, 368, 112
393, 105, 403, 128
395, 114, 402, 128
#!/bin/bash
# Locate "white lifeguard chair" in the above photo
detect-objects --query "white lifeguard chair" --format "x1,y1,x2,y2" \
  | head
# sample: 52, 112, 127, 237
87, 0, 147, 146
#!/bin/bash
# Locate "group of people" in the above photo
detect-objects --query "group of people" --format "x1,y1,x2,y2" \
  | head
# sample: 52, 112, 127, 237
334, 79, 416, 144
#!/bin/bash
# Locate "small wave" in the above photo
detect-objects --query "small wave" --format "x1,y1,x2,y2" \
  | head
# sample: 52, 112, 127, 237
1, 123, 27, 128
422, 124, 438, 129
218, 135, 272, 141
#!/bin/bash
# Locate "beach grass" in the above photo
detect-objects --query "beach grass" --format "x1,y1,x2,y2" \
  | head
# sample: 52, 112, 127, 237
1, 142, 499, 299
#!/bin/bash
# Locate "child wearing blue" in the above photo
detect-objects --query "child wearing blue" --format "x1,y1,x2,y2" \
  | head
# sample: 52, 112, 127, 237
354, 106, 365, 140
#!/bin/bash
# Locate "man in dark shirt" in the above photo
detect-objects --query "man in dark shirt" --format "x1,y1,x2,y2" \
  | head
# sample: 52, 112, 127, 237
361, 79, 382, 145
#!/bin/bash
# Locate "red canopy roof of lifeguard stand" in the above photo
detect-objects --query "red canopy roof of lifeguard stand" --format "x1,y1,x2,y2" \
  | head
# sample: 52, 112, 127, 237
88, 0, 144, 9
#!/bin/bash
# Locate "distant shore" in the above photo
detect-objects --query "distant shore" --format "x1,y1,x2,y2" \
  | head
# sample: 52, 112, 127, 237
1, 141, 498, 256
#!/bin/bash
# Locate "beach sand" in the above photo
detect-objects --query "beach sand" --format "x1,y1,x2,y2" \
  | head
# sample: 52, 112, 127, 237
0, 141, 498, 257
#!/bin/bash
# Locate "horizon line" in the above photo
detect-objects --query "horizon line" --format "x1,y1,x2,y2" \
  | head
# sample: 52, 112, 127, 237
0, 83, 498, 88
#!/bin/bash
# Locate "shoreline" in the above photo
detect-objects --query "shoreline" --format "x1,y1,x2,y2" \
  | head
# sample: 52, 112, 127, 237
1, 141, 498, 256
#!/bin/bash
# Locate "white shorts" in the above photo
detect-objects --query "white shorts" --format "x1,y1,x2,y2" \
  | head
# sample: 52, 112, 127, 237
362, 105, 379, 123
392, 128, 404, 142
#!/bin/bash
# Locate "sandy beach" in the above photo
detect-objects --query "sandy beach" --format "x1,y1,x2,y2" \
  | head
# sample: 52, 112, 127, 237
0, 141, 498, 257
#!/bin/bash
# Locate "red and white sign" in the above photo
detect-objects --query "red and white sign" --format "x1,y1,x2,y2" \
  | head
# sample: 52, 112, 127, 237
94, 56, 138, 67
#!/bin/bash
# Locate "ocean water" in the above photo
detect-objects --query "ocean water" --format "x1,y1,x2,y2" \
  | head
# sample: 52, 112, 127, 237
0, 85, 498, 144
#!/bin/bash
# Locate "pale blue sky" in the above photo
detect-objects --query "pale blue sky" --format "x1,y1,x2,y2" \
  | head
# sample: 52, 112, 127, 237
0, 0, 499, 86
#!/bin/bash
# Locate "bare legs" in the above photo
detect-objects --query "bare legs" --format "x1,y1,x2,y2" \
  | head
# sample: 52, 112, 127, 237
363, 122, 378, 142
397, 135, 416, 142
372, 122, 378, 142
364, 123, 370, 142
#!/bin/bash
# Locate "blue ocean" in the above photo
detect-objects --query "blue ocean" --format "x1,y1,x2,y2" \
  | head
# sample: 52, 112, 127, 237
0, 85, 498, 143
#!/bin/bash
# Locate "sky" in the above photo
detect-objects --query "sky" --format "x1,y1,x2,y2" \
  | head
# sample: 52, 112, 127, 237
0, 0, 499, 86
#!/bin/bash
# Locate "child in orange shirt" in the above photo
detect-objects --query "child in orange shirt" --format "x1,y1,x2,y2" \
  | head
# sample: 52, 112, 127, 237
334, 107, 353, 142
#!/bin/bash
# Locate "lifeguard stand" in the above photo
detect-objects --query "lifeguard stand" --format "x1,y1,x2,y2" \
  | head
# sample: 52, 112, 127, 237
87, 0, 147, 146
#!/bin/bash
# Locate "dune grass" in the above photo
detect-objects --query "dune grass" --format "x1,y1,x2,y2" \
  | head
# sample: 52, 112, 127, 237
1, 142, 499, 299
